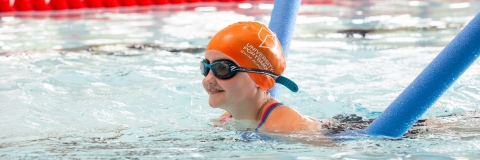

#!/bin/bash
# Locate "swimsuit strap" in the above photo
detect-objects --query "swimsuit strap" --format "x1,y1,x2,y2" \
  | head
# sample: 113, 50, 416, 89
256, 102, 284, 131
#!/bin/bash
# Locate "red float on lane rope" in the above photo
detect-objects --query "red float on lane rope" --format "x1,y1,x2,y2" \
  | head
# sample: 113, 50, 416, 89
14, 0, 33, 11
1, 0, 15, 12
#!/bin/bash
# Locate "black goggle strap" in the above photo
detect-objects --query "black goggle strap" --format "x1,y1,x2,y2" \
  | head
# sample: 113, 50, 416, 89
234, 67, 299, 92
232, 67, 277, 78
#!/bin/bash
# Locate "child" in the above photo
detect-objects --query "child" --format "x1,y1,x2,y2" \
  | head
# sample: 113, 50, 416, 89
201, 21, 323, 134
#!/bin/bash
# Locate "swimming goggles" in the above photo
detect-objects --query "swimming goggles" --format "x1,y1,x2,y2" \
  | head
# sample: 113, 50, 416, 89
200, 59, 299, 92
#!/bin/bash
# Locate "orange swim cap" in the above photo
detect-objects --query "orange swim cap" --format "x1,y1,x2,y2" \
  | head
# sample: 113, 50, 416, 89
206, 21, 287, 91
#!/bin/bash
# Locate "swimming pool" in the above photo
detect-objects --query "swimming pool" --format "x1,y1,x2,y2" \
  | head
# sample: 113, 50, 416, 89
1, 0, 480, 159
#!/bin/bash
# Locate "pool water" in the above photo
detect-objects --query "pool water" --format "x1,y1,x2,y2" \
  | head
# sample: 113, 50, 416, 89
1, 1, 480, 159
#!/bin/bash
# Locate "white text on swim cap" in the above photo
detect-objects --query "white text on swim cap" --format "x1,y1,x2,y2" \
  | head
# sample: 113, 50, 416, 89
240, 43, 274, 72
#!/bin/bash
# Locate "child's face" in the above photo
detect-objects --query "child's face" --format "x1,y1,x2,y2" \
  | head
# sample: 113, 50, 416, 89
202, 50, 258, 110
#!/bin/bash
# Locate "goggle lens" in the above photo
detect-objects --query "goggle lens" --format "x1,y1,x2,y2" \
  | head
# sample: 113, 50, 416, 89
215, 63, 232, 77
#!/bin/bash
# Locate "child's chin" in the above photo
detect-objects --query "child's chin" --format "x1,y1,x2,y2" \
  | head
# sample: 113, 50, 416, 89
208, 100, 221, 108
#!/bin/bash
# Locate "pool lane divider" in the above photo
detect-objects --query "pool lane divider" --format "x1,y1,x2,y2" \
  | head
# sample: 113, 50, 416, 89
365, 12, 480, 137
267, 0, 301, 98
1, 0, 14, 12
0, 0, 280, 12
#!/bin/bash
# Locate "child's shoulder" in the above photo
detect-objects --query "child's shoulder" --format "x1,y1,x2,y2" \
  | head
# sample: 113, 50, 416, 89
268, 105, 301, 118
262, 105, 321, 132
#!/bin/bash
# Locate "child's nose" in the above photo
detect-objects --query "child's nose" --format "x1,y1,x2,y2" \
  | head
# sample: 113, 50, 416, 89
204, 70, 217, 84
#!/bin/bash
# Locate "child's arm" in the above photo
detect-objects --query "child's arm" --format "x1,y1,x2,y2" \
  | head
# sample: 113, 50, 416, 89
210, 112, 233, 127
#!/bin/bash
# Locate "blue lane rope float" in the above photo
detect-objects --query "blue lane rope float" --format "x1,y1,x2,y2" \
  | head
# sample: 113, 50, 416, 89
365, 13, 480, 137
268, 0, 302, 98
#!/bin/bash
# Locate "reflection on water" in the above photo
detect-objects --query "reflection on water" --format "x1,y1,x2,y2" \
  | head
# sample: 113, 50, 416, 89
1, 0, 480, 159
